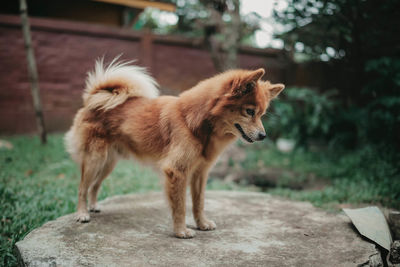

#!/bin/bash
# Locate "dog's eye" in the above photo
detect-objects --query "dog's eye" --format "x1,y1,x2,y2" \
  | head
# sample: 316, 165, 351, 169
246, 109, 255, 117
245, 82, 254, 93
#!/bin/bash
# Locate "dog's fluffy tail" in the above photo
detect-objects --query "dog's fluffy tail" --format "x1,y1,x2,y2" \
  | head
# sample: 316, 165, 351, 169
83, 57, 159, 111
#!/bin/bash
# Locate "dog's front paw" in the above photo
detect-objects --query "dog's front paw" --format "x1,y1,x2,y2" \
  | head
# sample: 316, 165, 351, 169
175, 228, 196, 239
76, 212, 90, 223
89, 205, 101, 213
197, 219, 216, 231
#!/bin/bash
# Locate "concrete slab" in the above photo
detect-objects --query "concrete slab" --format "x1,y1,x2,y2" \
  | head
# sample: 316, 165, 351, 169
15, 191, 378, 266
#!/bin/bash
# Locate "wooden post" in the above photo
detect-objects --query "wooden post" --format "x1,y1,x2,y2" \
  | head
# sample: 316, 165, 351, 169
19, 0, 47, 144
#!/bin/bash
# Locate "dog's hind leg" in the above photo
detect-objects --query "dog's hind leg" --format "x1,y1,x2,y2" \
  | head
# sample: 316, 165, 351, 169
76, 161, 94, 222
76, 152, 111, 222
88, 158, 116, 213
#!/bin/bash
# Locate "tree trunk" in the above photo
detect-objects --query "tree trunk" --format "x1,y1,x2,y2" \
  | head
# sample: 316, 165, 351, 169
19, 0, 47, 144
202, 0, 241, 72
220, 0, 240, 70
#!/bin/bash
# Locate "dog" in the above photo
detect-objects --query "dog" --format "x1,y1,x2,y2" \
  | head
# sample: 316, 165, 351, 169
65, 57, 284, 238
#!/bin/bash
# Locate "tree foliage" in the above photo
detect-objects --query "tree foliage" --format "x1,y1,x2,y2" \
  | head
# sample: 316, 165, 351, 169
274, 0, 400, 150
274, 0, 400, 61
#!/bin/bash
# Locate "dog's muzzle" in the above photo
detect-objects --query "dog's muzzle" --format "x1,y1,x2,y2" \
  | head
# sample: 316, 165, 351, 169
234, 123, 254, 143
257, 132, 266, 140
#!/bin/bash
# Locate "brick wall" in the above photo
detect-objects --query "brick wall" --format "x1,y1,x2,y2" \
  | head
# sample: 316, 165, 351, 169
0, 15, 287, 134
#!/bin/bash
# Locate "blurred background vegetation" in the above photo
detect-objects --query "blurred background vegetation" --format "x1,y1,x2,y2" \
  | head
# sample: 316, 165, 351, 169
1, 0, 399, 266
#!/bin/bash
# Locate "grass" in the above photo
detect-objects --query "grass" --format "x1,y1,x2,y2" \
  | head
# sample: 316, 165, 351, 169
0, 134, 245, 266
240, 140, 400, 210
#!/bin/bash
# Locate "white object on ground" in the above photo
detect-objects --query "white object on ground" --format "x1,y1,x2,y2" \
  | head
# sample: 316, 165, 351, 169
276, 138, 295, 152
343, 206, 393, 251
0, 140, 13, 150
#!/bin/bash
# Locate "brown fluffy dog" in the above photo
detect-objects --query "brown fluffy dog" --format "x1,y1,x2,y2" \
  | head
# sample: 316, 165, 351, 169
65, 58, 284, 238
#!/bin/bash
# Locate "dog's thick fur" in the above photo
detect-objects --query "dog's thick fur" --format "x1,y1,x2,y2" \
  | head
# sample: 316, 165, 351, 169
65, 58, 284, 238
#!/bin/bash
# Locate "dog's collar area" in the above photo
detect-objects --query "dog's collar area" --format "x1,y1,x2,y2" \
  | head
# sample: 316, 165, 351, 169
234, 123, 254, 143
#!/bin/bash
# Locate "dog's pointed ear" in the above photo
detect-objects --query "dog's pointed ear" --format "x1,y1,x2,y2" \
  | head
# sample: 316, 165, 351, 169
230, 68, 265, 98
268, 83, 285, 99
248, 68, 265, 82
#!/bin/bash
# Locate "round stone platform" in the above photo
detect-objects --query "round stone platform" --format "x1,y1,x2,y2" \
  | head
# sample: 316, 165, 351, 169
15, 191, 377, 266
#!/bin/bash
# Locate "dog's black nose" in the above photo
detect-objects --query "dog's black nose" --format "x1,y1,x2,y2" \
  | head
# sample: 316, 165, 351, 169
258, 132, 266, 140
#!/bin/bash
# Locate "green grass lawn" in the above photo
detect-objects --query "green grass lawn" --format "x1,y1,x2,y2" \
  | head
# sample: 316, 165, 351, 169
1, 134, 399, 266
